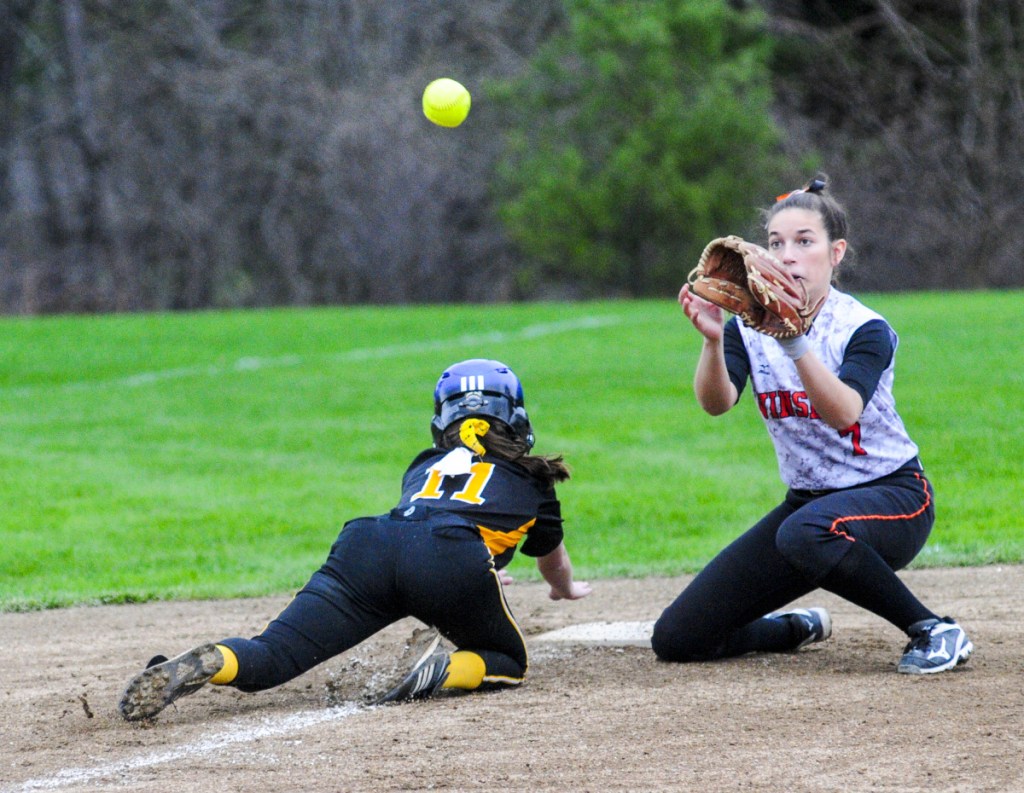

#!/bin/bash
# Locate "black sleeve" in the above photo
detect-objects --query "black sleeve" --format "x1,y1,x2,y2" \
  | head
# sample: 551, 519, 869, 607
722, 318, 750, 401
518, 490, 564, 558
837, 319, 894, 407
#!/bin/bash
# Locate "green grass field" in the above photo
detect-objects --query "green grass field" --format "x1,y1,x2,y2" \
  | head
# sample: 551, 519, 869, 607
1, 292, 1020, 611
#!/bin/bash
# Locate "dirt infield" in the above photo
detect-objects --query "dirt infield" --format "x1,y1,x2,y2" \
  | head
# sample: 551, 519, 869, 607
2, 566, 1021, 792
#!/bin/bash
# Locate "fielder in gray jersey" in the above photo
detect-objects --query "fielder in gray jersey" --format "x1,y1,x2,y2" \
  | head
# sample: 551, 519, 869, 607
653, 176, 973, 675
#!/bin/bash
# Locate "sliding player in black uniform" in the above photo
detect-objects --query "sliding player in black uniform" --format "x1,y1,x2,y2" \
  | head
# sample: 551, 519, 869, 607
119, 359, 591, 721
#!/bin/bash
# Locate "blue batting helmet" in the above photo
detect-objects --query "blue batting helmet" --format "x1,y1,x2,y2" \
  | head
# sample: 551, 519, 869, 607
431, 359, 534, 449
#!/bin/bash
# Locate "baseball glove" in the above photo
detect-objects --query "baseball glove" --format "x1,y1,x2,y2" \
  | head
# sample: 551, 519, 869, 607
688, 235, 818, 339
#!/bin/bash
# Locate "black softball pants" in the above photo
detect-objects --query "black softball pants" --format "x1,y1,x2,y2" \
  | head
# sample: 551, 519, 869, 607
651, 464, 936, 662
220, 510, 528, 691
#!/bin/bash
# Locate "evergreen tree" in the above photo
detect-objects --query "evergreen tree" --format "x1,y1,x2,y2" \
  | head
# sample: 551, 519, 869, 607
490, 0, 797, 296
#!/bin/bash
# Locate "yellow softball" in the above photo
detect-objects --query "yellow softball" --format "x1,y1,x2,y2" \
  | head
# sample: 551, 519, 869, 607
422, 78, 471, 128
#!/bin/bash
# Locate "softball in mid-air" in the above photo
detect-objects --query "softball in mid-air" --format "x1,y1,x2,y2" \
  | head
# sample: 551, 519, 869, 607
422, 78, 471, 128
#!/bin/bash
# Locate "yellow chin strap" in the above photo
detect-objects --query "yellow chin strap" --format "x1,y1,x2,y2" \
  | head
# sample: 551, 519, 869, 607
459, 418, 490, 455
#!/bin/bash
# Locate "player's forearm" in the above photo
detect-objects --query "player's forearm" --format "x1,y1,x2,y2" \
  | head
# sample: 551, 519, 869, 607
536, 543, 577, 598
693, 339, 737, 415
794, 353, 864, 429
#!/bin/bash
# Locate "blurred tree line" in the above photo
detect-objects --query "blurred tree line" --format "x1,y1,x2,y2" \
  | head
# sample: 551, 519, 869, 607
0, 0, 1021, 314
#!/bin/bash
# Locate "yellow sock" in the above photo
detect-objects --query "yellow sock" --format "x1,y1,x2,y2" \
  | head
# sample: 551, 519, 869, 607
440, 650, 486, 691
210, 644, 239, 685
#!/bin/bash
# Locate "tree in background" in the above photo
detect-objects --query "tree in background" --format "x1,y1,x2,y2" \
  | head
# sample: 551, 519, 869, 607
767, 0, 1024, 290
490, 0, 798, 297
2, 1, 1023, 314
0, 1, 562, 313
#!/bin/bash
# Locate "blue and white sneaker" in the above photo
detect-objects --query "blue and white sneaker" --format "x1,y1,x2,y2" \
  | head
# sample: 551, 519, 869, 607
770, 607, 833, 649
897, 617, 973, 674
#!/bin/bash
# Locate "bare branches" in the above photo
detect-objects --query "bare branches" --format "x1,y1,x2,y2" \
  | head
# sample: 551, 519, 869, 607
0, 1, 560, 312
768, 0, 1024, 288
1, 1, 1022, 313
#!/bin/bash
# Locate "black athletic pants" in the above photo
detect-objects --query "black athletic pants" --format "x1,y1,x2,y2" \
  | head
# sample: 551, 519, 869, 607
220, 509, 528, 691
652, 463, 936, 662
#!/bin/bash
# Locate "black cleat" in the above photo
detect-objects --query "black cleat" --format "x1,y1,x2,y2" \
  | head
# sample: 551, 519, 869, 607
771, 607, 833, 649
376, 632, 450, 704
119, 643, 224, 721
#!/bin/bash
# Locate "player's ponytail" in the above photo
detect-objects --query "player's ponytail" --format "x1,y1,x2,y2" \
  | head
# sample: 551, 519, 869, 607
439, 419, 570, 486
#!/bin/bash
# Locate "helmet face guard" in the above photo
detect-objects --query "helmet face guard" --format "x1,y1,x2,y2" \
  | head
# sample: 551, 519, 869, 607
431, 359, 534, 449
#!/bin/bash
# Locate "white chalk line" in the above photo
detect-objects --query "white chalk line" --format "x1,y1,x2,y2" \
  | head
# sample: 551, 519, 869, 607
0, 315, 622, 398
8, 618, 647, 792
11, 704, 364, 792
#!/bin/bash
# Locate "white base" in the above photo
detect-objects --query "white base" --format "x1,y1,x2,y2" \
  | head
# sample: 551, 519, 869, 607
532, 620, 655, 647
